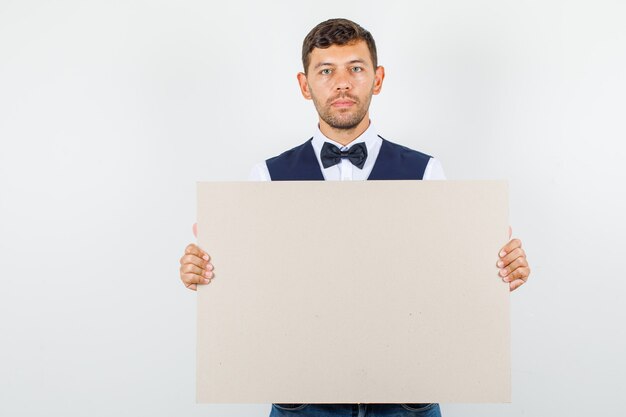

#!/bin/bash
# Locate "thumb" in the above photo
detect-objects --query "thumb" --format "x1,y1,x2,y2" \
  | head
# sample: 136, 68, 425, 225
192, 223, 198, 238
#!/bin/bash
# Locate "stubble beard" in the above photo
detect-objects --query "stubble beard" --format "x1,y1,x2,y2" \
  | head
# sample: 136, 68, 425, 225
311, 90, 373, 131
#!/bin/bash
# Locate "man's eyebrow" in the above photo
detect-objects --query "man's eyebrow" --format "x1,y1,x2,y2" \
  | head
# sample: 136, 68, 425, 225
313, 59, 367, 70
313, 62, 336, 70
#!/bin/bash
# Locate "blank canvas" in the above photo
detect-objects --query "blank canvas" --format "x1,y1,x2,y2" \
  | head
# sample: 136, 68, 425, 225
196, 180, 510, 403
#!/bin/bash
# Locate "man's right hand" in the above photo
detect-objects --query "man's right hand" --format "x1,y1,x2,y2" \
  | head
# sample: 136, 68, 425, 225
179, 224, 214, 291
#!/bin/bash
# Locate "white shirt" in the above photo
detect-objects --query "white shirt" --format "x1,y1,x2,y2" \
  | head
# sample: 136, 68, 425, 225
249, 122, 446, 181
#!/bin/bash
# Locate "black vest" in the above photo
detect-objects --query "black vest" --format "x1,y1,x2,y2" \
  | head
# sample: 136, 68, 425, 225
266, 136, 431, 181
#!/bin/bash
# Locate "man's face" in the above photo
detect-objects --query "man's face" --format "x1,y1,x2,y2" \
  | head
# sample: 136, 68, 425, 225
297, 40, 385, 131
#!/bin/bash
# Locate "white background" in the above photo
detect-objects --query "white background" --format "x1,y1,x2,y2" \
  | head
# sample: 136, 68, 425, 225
1, 1, 625, 416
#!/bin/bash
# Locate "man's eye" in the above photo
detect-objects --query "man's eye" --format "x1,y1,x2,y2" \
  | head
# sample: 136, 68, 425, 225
321, 69, 332, 75
352, 67, 363, 72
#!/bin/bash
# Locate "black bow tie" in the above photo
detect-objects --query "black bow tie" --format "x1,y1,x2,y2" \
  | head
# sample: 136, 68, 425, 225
320, 142, 368, 169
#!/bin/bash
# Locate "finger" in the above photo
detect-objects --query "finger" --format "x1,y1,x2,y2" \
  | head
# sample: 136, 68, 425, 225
180, 263, 214, 278
181, 272, 210, 289
496, 247, 526, 268
180, 270, 213, 286
179, 254, 213, 270
509, 279, 525, 291
498, 257, 528, 279
193, 223, 198, 238
184, 243, 210, 261
185, 283, 197, 291
180, 273, 211, 286
499, 238, 522, 258
500, 266, 530, 283
181, 268, 212, 283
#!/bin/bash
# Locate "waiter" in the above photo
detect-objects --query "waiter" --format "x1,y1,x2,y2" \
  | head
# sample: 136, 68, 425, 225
179, 18, 531, 417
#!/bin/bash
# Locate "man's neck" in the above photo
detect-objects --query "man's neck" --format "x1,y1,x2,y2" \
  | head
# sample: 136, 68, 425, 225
318, 116, 371, 146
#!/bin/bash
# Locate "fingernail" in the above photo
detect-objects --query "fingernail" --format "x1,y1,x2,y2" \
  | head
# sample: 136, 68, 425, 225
502, 277, 509, 283
497, 261, 504, 268
499, 250, 506, 257
499, 269, 507, 277
203, 279, 210, 284
205, 271, 213, 278
207, 263, 213, 270
203, 254, 209, 261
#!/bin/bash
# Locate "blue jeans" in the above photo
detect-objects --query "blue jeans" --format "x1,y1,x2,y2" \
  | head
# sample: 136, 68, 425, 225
270, 403, 441, 417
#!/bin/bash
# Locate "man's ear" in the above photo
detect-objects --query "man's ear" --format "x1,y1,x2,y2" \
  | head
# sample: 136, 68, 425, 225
372, 65, 385, 95
297, 72, 312, 100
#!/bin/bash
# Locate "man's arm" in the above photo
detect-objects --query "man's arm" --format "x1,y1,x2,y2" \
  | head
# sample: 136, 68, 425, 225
424, 160, 530, 291
423, 157, 446, 180
180, 164, 269, 291
248, 162, 271, 181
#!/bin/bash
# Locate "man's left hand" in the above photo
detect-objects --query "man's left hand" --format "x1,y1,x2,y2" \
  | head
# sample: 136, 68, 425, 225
497, 227, 530, 291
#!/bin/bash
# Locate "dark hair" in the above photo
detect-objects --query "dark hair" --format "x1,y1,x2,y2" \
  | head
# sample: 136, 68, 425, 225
301, 18, 378, 74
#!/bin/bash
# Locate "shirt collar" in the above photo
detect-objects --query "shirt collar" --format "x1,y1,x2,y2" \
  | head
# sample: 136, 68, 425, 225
311, 120, 378, 154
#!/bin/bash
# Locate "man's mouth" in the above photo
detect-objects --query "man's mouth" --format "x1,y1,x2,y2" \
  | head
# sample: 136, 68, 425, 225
330, 94, 358, 107
331, 99, 355, 108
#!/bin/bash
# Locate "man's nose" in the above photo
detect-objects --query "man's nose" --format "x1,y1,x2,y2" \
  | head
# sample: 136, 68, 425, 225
334, 72, 352, 90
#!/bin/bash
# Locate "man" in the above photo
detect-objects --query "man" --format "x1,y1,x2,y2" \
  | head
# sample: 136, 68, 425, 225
179, 18, 530, 417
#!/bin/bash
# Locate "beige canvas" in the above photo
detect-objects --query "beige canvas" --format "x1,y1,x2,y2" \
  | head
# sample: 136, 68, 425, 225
196, 181, 510, 403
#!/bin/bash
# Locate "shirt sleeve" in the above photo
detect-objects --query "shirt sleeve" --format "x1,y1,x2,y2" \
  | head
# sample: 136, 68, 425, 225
248, 162, 272, 182
423, 157, 446, 180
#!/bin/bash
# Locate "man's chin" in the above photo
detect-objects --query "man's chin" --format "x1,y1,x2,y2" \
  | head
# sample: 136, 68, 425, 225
324, 113, 366, 131
330, 117, 365, 130
332, 123, 361, 130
